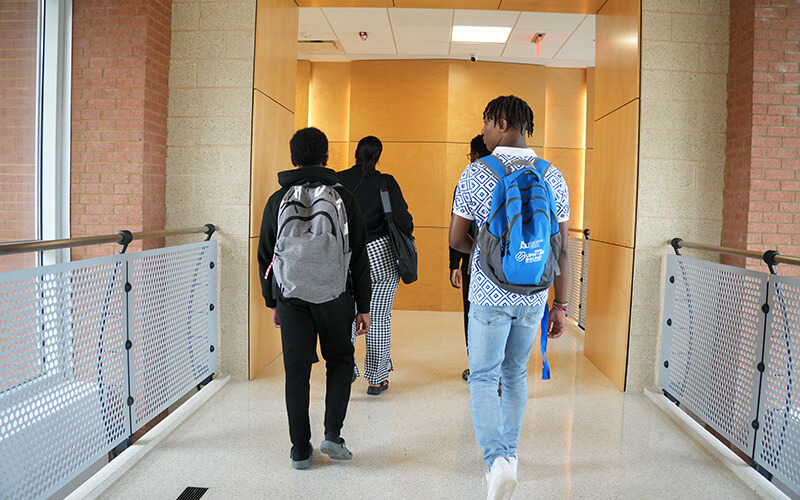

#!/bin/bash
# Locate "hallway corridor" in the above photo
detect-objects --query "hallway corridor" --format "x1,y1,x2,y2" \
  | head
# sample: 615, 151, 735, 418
98, 311, 761, 499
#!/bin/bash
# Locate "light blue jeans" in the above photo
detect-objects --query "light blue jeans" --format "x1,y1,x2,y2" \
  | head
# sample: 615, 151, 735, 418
468, 302, 546, 468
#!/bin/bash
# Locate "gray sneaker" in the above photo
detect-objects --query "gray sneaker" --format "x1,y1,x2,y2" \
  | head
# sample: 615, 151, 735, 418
291, 444, 313, 470
320, 438, 353, 460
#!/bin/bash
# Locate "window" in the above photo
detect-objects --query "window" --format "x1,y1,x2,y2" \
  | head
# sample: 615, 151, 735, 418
0, 0, 71, 273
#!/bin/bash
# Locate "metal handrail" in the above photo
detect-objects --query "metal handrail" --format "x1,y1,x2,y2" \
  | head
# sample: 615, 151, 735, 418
568, 227, 590, 239
670, 237, 800, 273
0, 224, 216, 256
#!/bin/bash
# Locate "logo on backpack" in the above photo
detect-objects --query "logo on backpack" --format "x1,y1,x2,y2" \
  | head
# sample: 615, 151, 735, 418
476, 155, 561, 295
272, 182, 351, 303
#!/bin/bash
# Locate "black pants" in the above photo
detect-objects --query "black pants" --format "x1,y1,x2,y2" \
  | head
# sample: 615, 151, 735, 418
277, 292, 355, 452
461, 259, 471, 353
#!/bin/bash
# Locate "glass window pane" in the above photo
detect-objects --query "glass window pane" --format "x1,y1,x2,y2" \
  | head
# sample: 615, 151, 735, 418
0, 0, 39, 272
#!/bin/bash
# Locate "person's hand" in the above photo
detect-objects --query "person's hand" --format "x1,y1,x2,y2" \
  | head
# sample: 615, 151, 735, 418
355, 312, 371, 336
450, 269, 462, 288
548, 307, 565, 339
270, 307, 280, 328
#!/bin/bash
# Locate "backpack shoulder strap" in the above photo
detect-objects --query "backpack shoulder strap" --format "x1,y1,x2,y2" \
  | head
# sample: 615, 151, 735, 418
532, 157, 552, 178
476, 155, 509, 179
379, 174, 392, 215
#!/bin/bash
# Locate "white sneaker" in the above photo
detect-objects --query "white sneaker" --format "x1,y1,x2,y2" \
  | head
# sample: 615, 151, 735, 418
508, 456, 518, 475
485, 457, 517, 500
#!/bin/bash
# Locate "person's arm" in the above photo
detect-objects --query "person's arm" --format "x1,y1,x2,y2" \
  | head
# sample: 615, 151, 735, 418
449, 244, 464, 288
388, 176, 414, 236
449, 214, 474, 254
346, 194, 372, 315
548, 220, 570, 338
257, 193, 280, 324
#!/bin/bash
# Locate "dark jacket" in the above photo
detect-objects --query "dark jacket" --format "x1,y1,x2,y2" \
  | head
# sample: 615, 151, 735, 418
258, 166, 371, 313
336, 166, 413, 242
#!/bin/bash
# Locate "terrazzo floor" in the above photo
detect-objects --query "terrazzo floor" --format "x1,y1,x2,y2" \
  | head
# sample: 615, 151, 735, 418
98, 310, 760, 499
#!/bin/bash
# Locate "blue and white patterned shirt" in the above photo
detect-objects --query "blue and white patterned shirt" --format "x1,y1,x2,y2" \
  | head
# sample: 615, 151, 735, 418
452, 146, 570, 307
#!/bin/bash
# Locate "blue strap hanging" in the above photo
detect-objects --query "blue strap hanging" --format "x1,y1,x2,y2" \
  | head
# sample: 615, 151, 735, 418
541, 303, 550, 380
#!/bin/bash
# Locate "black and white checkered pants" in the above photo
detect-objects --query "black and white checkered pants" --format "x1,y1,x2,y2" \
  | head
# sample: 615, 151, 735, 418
352, 235, 400, 385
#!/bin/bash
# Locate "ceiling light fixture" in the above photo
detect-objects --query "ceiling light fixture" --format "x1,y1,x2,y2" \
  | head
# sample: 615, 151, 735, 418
451, 26, 512, 44
359, 31, 368, 41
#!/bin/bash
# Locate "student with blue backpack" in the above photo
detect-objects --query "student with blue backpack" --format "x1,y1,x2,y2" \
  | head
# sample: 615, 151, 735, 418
449, 96, 571, 500
258, 127, 372, 470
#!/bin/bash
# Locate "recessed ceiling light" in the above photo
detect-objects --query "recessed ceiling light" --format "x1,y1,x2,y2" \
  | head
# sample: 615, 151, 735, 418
452, 26, 512, 44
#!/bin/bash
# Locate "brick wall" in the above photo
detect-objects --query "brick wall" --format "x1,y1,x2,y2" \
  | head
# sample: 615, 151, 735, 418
70, 0, 171, 259
0, 0, 38, 273
723, 0, 800, 276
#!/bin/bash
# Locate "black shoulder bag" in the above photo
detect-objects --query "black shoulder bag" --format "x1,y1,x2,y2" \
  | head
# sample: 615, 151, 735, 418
379, 174, 418, 284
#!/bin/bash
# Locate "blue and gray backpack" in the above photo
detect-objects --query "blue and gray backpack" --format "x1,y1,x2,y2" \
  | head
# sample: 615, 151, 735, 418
475, 155, 562, 296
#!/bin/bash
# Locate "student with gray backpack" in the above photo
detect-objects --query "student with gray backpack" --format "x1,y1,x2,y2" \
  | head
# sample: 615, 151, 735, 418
449, 96, 571, 500
258, 127, 372, 470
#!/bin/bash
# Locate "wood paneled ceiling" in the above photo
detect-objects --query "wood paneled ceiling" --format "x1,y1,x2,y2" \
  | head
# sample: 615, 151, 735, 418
294, 0, 607, 14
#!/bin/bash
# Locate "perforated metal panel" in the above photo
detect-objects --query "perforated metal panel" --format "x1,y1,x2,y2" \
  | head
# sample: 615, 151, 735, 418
580, 240, 589, 329
566, 236, 584, 326
659, 255, 766, 453
127, 241, 218, 432
755, 276, 800, 492
0, 255, 130, 500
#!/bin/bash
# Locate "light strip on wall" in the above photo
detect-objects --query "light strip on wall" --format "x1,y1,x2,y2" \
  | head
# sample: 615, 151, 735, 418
451, 26, 512, 44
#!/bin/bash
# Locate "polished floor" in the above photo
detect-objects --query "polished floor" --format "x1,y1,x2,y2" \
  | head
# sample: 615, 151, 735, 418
99, 310, 761, 499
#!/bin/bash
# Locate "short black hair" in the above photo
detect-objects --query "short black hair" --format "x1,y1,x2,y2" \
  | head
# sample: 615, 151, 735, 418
470, 134, 491, 158
290, 127, 328, 167
483, 95, 534, 137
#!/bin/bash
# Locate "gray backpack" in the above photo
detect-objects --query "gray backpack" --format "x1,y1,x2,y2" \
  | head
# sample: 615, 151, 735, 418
273, 182, 351, 303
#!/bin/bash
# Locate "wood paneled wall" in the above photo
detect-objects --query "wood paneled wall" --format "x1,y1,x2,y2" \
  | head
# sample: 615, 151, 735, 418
583, 0, 640, 391
249, 0, 298, 379
594, 0, 640, 120
297, 59, 588, 312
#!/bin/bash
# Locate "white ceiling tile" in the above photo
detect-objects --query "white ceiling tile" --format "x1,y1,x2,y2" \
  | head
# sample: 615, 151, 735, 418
338, 30, 394, 43
299, 8, 328, 26
564, 31, 595, 47
555, 47, 595, 62
508, 28, 571, 44
453, 10, 519, 28
503, 41, 559, 60
297, 8, 594, 68
516, 12, 585, 32
577, 15, 595, 33
298, 25, 337, 41
556, 32, 595, 59
450, 42, 505, 58
393, 25, 451, 43
322, 8, 390, 27
396, 41, 450, 55
547, 58, 594, 68
339, 39, 397, 55
389, 8, 452, 27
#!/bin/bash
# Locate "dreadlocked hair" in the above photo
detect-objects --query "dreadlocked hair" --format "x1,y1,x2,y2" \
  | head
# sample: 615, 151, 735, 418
483, 95, 534, 138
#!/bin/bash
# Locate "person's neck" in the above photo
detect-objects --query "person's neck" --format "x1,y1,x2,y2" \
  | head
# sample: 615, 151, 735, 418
496, 135, 528, 149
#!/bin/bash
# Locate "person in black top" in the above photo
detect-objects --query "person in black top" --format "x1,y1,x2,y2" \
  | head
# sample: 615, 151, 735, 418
258, 127, 372, 469
337, 136, 413, 395
449, 134, 490, 381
